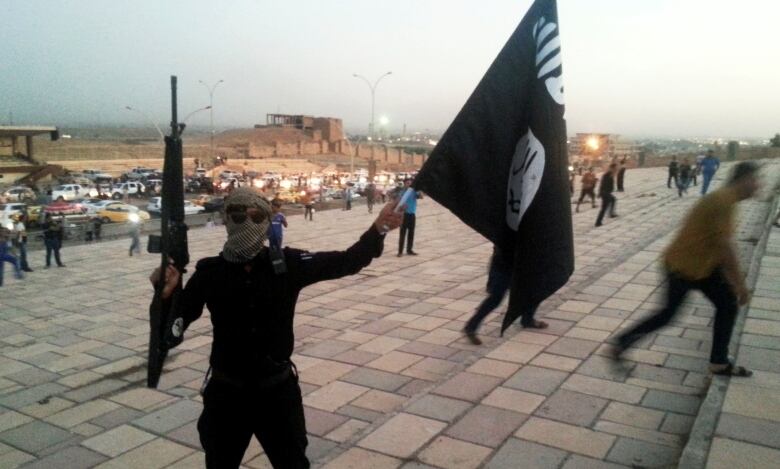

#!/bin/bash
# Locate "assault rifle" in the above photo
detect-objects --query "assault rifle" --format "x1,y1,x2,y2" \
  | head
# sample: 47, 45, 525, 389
146, 76, 189, 388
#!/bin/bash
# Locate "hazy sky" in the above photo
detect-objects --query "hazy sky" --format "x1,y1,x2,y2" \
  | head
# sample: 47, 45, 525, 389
2, 0, 778, 138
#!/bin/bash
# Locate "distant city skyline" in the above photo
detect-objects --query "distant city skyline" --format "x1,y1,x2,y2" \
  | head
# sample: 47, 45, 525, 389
1, 0, 778, 139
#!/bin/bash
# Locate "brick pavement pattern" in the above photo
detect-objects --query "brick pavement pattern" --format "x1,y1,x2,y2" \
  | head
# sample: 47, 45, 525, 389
0, 164, 777, 468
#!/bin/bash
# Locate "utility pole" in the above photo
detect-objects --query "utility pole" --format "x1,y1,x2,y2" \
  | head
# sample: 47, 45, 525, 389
199, 79, 224, 165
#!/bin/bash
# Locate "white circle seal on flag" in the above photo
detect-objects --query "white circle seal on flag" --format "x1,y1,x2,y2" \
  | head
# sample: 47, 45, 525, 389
506, 128, 545, 231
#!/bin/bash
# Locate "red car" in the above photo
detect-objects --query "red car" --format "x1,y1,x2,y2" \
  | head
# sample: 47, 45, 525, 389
44, 200, 87, 216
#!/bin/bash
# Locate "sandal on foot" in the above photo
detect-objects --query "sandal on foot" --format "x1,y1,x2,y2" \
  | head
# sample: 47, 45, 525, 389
521, 320, 549, 329
711, 362, 753, 377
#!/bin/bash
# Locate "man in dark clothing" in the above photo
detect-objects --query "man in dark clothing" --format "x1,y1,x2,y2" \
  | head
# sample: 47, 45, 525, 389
365, 183, 376, 214
595, 164, 618, 227
152, 188, 403, 469
616, 158, 627, 192
41, 213, 65, 268
463, 246, 548, 344
677, 158, 692, 197
667, 157, 679, 188
575, 168, 598, 213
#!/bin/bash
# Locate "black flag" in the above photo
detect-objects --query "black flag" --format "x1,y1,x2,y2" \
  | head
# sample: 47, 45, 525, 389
414, 0, 573, 333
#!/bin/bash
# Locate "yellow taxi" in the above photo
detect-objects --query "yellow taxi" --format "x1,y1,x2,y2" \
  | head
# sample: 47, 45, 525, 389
96, 204, 151, 223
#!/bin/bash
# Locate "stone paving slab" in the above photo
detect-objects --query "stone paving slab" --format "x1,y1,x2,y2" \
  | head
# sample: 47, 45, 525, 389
1, 163, 778, 468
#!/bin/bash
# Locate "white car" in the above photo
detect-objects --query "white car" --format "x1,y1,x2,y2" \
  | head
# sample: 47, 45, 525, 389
83, 169, 113, 182
110, 182, 145, 199
0, 202, 26, 220
147, 198, 205, 216
125, 167, 157, 180
52, 184, 96, 201
81, 199, 123, 214
219, 170, 241, 180
2, 186, 36, 201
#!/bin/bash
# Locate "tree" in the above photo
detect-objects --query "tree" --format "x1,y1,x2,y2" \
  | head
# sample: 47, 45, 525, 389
770, 134, 780, 148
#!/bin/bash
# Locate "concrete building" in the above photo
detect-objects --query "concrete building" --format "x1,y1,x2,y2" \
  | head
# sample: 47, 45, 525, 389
569, 133, 640, 166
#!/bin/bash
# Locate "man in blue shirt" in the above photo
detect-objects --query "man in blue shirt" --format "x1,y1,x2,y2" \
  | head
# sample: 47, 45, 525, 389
267, 198, 288, 250
700, 150, 720, 195
397, 179, 418, 256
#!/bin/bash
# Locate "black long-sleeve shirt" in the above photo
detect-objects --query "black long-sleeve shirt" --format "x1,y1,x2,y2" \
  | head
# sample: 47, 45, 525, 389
598, 172, 615, 197
180, 225, 385, 380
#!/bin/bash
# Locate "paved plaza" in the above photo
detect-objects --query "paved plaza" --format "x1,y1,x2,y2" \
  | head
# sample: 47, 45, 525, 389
1, 164, 779, 468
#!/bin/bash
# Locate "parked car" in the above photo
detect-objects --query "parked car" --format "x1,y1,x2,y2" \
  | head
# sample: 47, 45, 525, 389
44, 200, 87, 216
2, 186, 36, 201
82, 169, 113, 182
203, 197, 225, 213
219, 170, 242, 180
80, 199, 122, 214
97, 204, 150, 223
52, 184, 95, 201
146, 198, 205, 216
125, 167, 157, 180
219, 178, 241, 190
110, 182, 146, 199
0, 202, 27, 219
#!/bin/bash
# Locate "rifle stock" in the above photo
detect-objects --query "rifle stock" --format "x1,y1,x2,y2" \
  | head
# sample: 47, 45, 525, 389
147, 76, 189, 388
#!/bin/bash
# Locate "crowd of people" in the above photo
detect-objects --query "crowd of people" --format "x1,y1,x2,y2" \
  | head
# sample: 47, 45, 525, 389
2, 153, 774, 469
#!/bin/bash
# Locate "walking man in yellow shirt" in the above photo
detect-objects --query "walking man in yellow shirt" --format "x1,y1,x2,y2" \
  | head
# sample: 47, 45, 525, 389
613, 162, 760, 377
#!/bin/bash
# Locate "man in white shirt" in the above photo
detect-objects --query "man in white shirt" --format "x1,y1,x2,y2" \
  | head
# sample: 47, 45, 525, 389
13, 214, 32, 272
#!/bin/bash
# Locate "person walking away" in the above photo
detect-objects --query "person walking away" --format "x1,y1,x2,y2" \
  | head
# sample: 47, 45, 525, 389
612, 162, 760, 377
13, 214, 33, 272
595, 164, 618, 227
397, 179, 419, 256
149, 188, 403, 468
677, 158, 692, 197
0, 226, 23, 287
365, 183, 376, 214
41, 213, 65, 268
667, 156, 679, 188
268, 198, 288, 250
617, 158, 627, 192
693, 152, 706, 186
300, 192, 314, 221
576, 168, 598, 213
128, 218, 142, 256
700, 150, 721, 195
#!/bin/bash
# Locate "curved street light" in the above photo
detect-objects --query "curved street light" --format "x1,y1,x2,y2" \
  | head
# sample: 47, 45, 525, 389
352, 71, 392, 140
182, 105, 212, 125
198, 79, 224, 161
125, 105, 164, 141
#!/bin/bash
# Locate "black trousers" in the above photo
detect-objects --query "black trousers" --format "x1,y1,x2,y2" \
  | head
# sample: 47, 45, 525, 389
667, 173, 678, 188
198, 374, 309, 469
304, 205, 313, 221
44, 238, 63, 266
398, 213, 416, 254
595, 194, 616, 225
576, 188, 596, 211
617, 267, 738, 365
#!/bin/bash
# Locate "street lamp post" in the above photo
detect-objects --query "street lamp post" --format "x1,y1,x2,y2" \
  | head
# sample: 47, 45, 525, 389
182, 106, 211, 125
198, 79, 224, 163
125, 106, 165, 141
352, 72, 392, 140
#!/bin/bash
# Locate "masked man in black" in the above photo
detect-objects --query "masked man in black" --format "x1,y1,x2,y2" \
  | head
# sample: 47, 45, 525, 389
151, 188, 403, 468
